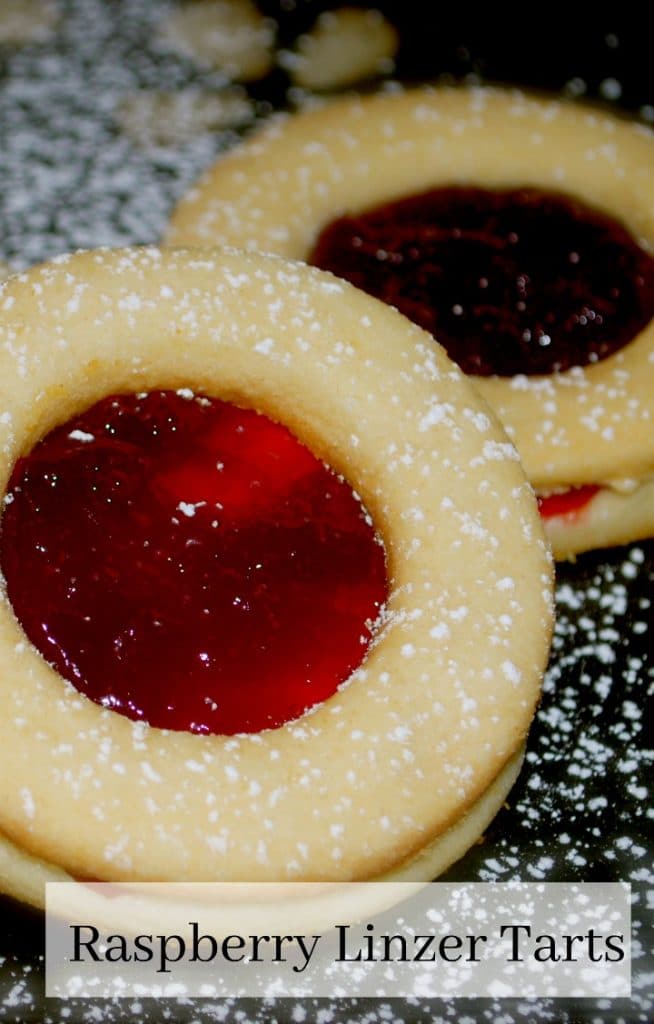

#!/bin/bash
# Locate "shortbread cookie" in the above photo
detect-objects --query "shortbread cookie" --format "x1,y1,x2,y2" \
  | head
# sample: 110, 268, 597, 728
0, 247, 552, 909
156, 0, 275, 82
0, 0, 59, 45
167, 87, 654, 559
278, 7, 398, 92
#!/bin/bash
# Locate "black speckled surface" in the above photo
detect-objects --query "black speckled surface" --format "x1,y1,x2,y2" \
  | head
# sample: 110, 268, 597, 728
0, 4, 652, 1022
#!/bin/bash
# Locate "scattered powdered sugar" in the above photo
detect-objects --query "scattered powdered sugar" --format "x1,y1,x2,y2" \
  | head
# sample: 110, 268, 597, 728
0, 0, 251, 270
456, 544, 654, 1021
115, 87, 254, 148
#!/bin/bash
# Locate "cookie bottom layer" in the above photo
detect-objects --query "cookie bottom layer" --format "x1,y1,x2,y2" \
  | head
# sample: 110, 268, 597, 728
0, 747, 525, 910
543, 478, 654, 560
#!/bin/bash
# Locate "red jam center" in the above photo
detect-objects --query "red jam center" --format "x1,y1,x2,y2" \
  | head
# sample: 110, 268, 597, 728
537, 485, 600, 520
310, 187, 654, 377
0, 391, 387, 735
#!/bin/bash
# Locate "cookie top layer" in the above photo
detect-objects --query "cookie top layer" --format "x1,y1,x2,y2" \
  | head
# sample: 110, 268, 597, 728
168, 86, 654, 491
0, 247, 552, 883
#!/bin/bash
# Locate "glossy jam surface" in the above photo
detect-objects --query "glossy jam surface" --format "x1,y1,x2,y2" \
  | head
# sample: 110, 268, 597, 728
310, 187, 654, 377
0, 392, 387, 735
537, 485, 600, 520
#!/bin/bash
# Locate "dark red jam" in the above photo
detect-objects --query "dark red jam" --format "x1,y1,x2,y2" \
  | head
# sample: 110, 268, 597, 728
0, 391, 387, 735
309, 187, 654, 377
537, 484, 600, 520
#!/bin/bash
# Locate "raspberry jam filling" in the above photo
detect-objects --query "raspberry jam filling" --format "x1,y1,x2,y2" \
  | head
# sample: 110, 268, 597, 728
0, 391, 388, 735
537, 485, 601, 520
310, 186, 654, 377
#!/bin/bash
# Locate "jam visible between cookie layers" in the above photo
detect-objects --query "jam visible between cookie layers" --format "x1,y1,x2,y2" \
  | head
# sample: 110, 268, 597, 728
309, 186, 654, 377
537, 485, 600, 520
0, 391, 388, 735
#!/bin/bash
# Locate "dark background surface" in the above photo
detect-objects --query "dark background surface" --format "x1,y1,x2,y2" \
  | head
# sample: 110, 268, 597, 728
0, 3, 652, 1022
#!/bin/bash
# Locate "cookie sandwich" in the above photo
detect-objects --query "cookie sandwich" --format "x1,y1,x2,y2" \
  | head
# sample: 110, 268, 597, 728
0, 247, 552, 909
168, 87, 654, 559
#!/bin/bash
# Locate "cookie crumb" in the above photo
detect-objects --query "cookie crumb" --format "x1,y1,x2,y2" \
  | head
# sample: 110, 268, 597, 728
280, 8, 398, 92
115, 88, 253, 148
156, 0, 275, 82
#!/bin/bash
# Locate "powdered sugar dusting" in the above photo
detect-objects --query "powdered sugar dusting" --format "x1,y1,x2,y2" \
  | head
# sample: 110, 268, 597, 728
0, 250, 552, 1017
167, 76, 654, 504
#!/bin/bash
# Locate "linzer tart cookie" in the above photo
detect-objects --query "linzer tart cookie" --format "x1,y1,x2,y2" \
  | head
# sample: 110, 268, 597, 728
0, 247, 552, 910
167, 86, 654, 560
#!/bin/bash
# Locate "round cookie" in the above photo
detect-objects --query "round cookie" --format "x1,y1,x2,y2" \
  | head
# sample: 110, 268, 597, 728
0, 748, 525, 910
167, 86, 654, 560
0, 247, 552, 908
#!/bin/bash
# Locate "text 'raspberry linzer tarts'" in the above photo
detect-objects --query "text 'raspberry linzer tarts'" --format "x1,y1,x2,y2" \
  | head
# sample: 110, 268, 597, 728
0, 247, 552, 909
167, 86, 654, 561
